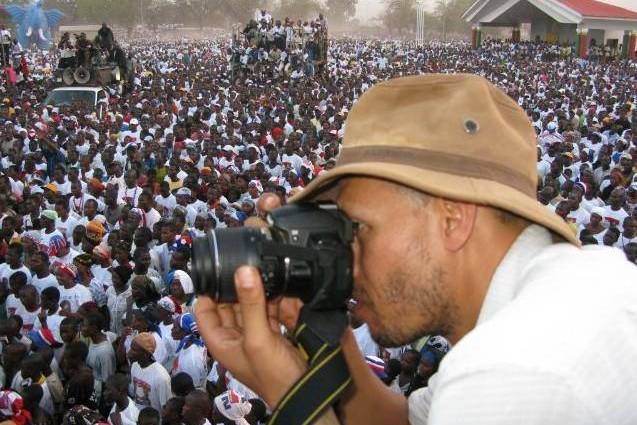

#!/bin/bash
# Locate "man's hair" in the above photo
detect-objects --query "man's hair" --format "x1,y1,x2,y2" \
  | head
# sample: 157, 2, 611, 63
106, 373, 129, 393
64, 341, 89, 362
9, 271, 27, 286
8, 242, 23, 255
32, 250, 50, 264
41, 286, 60, 303
60, 317, 80, 330
171, 372, 195, 397
138, 407, 160, 424
84, 311, 106, 331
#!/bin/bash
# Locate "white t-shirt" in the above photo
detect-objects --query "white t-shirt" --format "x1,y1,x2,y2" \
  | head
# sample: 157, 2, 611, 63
0, 264, 32, 286
33, 307, 65, 340
155, 194, 177, 216
602, 206, 629, 231
31, 273, 58, 294
56, 216, 80, 240
171, 343, 208, 388
353, 323, 379, 358
108, 397, 140, 425
408, 225, 637, 425
13, 304, 40, 334
58, 284, 93, 312
5, 294, 24, 317
129, 361, 172, 412
139, 208, 161, 230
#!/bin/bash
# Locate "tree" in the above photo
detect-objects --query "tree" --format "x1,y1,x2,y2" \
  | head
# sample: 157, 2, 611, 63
434, 0, 473, 37
382, 0, 416, 35
273, 0, 324, 21
326, 0, 357, 27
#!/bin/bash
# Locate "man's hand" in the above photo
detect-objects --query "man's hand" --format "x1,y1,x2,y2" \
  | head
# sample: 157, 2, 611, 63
195, 266, 306, 408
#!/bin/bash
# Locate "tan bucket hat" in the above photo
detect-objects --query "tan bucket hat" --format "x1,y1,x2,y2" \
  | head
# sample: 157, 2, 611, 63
292, 73, 578, 245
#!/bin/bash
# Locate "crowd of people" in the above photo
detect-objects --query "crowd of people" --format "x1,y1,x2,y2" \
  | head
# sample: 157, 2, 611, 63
0, 12, 634, 424
230, 9, 329, 81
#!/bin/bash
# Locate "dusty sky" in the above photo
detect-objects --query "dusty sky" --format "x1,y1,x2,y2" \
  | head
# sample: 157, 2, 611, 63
354, 0, 637, 22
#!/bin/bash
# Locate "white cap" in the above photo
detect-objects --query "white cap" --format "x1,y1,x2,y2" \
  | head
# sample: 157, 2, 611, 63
223, 145, 234, 152
129, 118, 139, 125
176, 187, 192, 197
547, 122, 557, 131
591, 207, 605, 217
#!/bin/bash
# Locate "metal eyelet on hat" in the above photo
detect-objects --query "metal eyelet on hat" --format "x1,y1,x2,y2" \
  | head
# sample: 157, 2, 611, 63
463, 118, 479, 135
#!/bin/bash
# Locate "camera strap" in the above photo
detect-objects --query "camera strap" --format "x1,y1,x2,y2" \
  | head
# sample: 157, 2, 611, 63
268, 309, 351, 425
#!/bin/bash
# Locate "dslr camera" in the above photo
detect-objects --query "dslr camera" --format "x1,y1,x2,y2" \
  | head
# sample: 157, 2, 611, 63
191, 203, 355, 311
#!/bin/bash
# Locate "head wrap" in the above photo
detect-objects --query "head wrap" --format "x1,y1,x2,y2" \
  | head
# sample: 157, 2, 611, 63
47, 234, 67, 258
158, 296, 176, 314
133, 332, 156, 355
85, 221, 105, 243
176, 313, 204, 352
41, 209, 58, 221
56, 263, 78, 280
92, 245, 111, 262
28, 328, 63, 349
0, 391, 32, 425
172, 270, 194, 295
73, 253, 94, 267
214, 390, 252, 425
62, 405, 101, 425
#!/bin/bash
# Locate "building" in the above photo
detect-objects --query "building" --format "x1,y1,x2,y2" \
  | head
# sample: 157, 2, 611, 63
462, 0, 637, 58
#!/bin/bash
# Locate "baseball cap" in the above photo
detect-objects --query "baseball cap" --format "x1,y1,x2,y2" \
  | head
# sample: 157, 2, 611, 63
292, 74, 578, 245
129, 118, 139, 125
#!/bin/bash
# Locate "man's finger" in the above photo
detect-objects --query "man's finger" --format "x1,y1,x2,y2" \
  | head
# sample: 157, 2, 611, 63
194, 296, 222, 341
217, 304, 238, 329
235, 266, 271, 344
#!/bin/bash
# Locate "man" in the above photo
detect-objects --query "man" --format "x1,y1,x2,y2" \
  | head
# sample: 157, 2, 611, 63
0, 242, 31, 285
82, 311, 116, 394
195, 75, 637, 425
15, 285, 40, 333
56, 264, 92, 313
55, 199, 80, 240
33, 286, 65, 339
104, 373, 140, 425
128, 332, 172, 412
603, 187, 629, 231
29, 251, 57, 294
136, 192, 161, 230
39, 210, 66, 259
182, 390, 211, 425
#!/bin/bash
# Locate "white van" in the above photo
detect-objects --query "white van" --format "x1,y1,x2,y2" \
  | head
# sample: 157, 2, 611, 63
44, 86, 109, 118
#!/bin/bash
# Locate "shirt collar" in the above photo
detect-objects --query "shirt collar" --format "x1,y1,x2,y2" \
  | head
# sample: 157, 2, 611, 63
476, 224, 554, 326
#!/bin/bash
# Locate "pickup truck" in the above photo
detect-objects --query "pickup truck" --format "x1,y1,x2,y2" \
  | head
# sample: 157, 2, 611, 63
44, 86, 109, 119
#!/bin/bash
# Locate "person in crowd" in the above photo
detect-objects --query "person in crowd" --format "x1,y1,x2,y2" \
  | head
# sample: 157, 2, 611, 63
128, 332, 171, 412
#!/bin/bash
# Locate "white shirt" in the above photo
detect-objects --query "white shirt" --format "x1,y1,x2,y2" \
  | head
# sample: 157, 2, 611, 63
108, 397, 139, 425
154, 194, 177, 216
171, 343, 208, 388
129, 361, 172, 412
408, 225, 637, 425
31, 273, 58, 294
353, 323, 378, 358
58, 284, 93, 312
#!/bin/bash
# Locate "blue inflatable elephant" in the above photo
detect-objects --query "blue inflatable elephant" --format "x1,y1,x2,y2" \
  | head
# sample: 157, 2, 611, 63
3, 0, 64, 50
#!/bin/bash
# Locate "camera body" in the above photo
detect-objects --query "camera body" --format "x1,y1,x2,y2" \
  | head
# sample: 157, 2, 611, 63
192, 203, 355, 311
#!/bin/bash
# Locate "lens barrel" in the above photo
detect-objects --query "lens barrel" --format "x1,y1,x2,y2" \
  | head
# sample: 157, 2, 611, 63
191, 227, 268, 303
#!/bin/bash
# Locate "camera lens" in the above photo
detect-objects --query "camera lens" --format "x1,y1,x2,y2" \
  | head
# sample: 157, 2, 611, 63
191, 227, 268, 303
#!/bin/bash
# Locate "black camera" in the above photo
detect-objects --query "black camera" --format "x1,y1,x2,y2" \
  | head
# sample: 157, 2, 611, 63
191, 203, 355, 311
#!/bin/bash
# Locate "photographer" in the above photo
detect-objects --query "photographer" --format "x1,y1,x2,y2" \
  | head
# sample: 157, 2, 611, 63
194, 74, 637, 425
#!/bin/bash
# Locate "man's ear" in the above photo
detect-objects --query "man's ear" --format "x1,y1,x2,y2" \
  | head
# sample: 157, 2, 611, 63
438, 199, 478, 252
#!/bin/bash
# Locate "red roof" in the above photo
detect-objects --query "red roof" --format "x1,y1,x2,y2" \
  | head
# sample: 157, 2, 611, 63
558, 0, 637, 19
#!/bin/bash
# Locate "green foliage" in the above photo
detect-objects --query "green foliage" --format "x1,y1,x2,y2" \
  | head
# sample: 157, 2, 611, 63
326, 0, 357, 25
273, 0, 324, 21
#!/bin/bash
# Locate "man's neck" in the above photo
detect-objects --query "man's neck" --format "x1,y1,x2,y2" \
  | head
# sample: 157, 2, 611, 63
448, 219, 528, 345
138, 358, 154, 368
36, 269, 49, 278
115, 396, 129, 411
